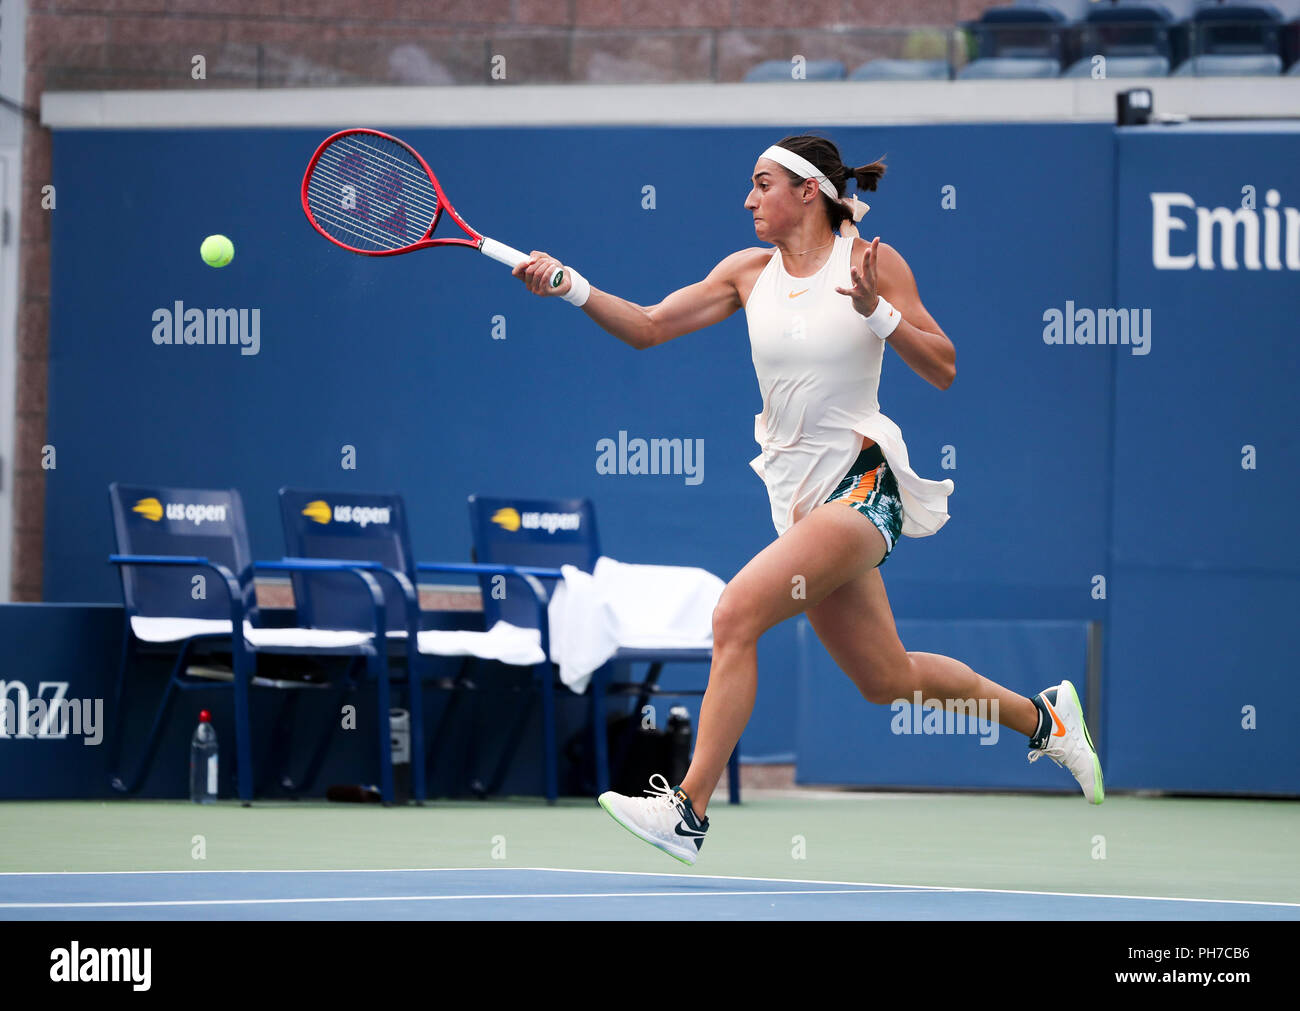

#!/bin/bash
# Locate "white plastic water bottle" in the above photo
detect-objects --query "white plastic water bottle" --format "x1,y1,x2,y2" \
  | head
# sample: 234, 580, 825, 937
189, 709, 218, 804
390, 708, 411, 805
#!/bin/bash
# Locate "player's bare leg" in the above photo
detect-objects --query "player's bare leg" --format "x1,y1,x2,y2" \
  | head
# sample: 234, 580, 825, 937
806, 567, 1038, 733
808, 566, 1101, 804
598, 503, 880, 862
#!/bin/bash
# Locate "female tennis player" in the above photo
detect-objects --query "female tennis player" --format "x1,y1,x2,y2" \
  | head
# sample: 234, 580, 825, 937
512, 135, 1104, 866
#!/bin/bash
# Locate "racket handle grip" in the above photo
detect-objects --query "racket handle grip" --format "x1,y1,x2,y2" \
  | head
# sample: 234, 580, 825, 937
480, 237, 565, 289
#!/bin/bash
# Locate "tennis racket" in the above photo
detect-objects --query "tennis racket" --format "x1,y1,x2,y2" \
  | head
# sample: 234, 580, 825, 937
301, 128, 564, 288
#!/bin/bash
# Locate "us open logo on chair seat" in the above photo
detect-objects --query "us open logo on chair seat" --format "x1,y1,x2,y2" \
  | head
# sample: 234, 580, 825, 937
490, 507, 581, 534
131, 497, 229, 526
301, 500, 392, 528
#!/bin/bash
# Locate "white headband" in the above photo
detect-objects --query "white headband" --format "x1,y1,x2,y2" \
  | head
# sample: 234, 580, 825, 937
759, 144, 870, 236
760, 145, 839, 201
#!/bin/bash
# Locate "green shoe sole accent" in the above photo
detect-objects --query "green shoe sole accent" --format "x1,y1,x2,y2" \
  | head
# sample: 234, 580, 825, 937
598, 795, 696, 866
1062, 680, 1105, 804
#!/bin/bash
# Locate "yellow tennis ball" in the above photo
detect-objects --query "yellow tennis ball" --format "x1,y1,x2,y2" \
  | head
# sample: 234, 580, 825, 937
200, 234, 234, 268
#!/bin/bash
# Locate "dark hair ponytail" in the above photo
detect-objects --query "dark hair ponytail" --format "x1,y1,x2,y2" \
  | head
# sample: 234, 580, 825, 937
773, 134, 886, 231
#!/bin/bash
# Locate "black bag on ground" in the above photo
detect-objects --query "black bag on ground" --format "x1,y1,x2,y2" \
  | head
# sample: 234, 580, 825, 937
565, 709, 692, 796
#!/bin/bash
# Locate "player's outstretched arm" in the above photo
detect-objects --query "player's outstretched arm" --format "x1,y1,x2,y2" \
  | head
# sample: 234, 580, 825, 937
513, 249, 751, 350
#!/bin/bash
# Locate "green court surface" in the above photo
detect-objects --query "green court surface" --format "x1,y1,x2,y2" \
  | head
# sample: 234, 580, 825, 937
2, 790, 1296, 905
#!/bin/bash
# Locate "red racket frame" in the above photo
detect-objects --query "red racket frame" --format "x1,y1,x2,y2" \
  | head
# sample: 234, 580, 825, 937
301, 127, 485, 257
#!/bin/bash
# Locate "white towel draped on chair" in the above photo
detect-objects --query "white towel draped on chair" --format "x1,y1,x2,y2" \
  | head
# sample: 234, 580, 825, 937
415, 621, 546, 665
547, 556, 724, 693
129, 616, 371, 649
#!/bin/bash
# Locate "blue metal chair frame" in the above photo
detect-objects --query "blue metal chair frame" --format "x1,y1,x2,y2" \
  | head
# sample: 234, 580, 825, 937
277, 490, 428, 801
414, 560, 562, 803
467, 495, 741, 805
107, 481, 405, 806
107, 552, 397, 804
277, 487, 566, 803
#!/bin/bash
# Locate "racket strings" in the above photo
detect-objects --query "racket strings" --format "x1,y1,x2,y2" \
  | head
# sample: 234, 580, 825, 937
320, 140, 439, 217
309, 149, 437, 249
311, 139, 439, 238
307, 134, 441, 252
308, 167, 429, 251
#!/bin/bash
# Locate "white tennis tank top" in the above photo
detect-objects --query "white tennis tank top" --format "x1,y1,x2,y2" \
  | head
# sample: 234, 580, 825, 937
744, 234, 954, 538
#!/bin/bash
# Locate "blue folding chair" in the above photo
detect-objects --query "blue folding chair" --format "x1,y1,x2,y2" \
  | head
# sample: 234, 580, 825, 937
1182, 0, 1285, 72
964, 3, 1074, 65
278, 489, 426, 801
1075, 2, 1178, 64
107, 483, 399, 805
279, 488, 563, 804
468, 495, 741, 805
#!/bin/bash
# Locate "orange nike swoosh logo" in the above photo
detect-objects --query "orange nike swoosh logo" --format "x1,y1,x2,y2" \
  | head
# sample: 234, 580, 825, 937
788, 289, 808, 298
1044, 698, 1066, 737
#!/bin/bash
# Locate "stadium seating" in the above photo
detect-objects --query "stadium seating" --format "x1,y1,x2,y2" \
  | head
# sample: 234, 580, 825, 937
467, 495, 741, 804
739, 0, 1300, 81
958, 56, 1063, 77
956, 0, 1295, 75
107, 484, 401, 805
744, 59, 847, 81
1174, 0, 1288, 72
1273, 1, 1300, 69
1062, 53, 1171, 73
1173, 50, 1284, 69
1078, 2, 1178, 62
849, 58, 953, 80
959, 2, 1076, 76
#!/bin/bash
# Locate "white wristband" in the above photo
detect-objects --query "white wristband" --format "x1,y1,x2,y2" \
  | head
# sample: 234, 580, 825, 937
861, 295, 901, 340
561, 267, 591, 307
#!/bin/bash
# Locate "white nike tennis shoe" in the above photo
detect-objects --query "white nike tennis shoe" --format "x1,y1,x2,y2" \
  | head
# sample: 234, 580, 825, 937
1028, 679, 1105, 804
598, 773, 710, 865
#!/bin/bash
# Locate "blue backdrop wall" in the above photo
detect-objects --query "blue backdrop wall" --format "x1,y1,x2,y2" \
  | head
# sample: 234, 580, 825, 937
1104, 124, 1300, 793
37, 120, 1298, 793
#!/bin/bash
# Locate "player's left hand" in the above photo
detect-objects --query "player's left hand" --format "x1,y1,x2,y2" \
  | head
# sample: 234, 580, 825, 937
834, 236, 881, 316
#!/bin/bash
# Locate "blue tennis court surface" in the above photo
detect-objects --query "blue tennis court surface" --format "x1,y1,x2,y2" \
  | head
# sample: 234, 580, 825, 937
3, 868, 1297, 920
